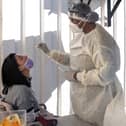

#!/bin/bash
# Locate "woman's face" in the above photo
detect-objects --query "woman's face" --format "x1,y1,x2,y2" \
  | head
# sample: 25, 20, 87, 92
15, 54, 27, 66
15, 54, 30, 77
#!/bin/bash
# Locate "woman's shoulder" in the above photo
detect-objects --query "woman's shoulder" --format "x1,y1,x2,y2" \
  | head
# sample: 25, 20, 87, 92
10, 85, 32, 94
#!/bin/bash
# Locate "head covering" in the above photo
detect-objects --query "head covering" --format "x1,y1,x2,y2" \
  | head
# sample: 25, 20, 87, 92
68, 2, 99, 22
1, 53, 31, 94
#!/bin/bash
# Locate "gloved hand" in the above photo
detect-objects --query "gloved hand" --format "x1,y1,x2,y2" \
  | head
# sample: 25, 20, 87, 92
37, 43, 50, 54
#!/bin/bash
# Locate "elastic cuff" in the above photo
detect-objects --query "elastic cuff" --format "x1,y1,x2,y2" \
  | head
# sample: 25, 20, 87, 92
73, 72, 78, 80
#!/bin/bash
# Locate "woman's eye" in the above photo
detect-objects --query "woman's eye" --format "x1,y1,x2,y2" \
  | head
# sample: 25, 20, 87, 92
18, 56, 23, 60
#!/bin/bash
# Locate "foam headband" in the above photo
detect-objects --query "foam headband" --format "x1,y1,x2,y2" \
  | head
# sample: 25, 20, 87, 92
68, 11, 99, 22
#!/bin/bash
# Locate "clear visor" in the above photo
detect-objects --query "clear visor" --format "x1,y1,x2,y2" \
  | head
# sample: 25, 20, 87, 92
68, 12, 87, 22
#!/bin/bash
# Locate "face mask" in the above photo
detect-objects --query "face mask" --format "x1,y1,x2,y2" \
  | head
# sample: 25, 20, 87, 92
70, 22, 82, 33
24, 58, 34, 69
82, 21, 87, 30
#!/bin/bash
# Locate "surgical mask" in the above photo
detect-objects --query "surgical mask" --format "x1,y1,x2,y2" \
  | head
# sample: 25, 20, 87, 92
24, 58, 34, 69
70, 22, 82, 33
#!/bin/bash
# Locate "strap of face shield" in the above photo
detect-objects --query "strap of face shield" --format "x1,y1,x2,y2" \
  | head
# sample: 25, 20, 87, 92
86, 12, 99, 22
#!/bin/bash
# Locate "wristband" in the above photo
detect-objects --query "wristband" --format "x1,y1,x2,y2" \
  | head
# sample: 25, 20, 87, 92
73, 72, 78, 80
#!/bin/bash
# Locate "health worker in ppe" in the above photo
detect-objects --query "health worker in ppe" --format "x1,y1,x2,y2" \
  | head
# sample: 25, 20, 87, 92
37, 2, 125, 126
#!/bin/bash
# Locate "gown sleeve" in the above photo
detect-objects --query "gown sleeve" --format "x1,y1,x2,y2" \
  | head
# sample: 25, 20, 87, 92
49, 50, 70, 66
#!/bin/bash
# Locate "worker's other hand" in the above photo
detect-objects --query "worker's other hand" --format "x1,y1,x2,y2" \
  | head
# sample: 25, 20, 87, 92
64, 70, 77, 81
37, 43, 50, 54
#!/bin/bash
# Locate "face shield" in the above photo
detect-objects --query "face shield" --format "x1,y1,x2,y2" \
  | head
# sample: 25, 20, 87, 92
68, 3, 99, 23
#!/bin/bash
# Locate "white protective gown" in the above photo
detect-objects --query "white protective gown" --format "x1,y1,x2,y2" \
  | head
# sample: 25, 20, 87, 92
49, 23, 126, 126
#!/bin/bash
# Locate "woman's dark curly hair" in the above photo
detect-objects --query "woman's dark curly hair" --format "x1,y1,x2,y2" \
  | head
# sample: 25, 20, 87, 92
1, 53, 31, 94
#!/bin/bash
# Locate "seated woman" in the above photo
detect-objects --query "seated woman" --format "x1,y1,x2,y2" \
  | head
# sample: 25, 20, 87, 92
1, 53, 39, 112
1, 53, 57, 126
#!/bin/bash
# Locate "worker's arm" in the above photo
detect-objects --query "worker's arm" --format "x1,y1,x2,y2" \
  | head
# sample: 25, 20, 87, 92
37, 43, 70, 66
76, 47, 120, 87
49, 50, 70, 66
